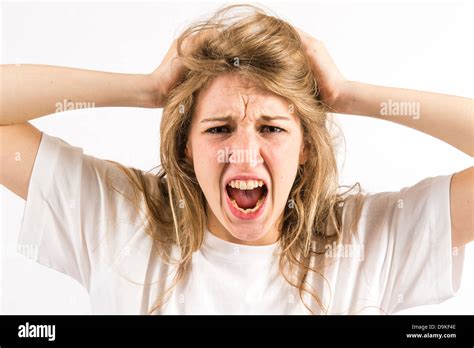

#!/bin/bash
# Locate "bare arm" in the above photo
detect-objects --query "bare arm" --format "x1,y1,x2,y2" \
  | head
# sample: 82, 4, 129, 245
296, 28, 474, 247
0, 34, 202, 199
450, 167, 474, 248
335, 82, 474, 247
0, 64, 160, 125
335, 82, 474, 157
0, 64, 160, 199
0, 29, 209, 126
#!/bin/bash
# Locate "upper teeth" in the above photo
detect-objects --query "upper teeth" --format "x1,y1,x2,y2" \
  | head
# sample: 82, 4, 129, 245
228, 179, 264, 190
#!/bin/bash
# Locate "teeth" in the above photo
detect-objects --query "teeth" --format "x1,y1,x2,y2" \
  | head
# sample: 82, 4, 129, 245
228, 179, 264, 190
230, 196, 265, 214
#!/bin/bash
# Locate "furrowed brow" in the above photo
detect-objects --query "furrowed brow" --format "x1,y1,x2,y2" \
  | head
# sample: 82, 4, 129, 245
200, 115, 292, 123
200, 116, 234, 123
259, 115, 292, 122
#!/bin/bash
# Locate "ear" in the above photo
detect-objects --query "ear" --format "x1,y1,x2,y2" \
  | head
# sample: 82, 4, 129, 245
299, 140, 308, 165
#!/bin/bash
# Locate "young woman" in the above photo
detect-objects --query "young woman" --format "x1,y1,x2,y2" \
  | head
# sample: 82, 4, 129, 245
1, 5, 472, 314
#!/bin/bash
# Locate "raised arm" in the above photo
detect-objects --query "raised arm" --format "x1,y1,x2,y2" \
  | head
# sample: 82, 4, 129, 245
0, 29, 207, 126
0, 64, 164, 199
296, 28, 473, 247
296, 29, 473, 157
334, 83, 473, 157
0, 65, 159, 125
0, 33, 200, 200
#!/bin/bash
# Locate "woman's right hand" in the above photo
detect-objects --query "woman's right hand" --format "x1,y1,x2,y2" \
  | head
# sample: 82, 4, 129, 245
149, 39, 186, 108
149, 30, 215, 108
148, 32, 205, 108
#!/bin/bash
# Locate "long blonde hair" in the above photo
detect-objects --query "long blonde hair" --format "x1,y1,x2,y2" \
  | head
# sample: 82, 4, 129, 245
111, 4, 361, 314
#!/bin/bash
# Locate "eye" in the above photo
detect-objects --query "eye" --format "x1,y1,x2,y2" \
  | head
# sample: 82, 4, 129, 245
260, 125, 285, 133
205, 126, 231, 134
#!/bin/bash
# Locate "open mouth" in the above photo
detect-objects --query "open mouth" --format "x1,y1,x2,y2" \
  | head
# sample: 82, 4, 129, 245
225, 179, 268, 216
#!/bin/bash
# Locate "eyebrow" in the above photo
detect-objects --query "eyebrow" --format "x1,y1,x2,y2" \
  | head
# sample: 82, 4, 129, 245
200, 115, 292, 123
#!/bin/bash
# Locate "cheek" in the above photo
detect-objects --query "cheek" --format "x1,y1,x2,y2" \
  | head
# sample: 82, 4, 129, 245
266, 136, 302, 171
191, 138, 224, 200
265, 137, 302, 197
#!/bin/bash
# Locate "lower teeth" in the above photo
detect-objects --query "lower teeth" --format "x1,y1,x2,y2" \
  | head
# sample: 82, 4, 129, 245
231, 196, 264, 214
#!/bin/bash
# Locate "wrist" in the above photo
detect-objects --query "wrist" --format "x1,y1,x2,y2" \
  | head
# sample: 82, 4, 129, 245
324, 80, 356, 114
138, 73, 163, 108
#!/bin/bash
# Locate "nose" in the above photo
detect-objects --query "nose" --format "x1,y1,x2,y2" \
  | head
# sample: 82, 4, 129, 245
227, 127, 264, 168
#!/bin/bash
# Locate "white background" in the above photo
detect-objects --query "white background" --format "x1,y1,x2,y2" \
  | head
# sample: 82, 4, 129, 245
1, 0, 473, 314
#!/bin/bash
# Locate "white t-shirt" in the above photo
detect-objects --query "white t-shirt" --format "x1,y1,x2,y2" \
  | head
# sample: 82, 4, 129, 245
18, 132, 465, 314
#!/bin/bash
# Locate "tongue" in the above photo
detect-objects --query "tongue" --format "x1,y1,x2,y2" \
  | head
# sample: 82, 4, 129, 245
227, 186, 264, 209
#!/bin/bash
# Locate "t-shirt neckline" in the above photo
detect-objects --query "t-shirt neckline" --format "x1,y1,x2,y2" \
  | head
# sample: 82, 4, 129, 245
201, 227, 280, 263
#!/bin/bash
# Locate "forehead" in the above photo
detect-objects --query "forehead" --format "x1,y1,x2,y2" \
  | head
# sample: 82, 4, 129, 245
194, 73, 293, 120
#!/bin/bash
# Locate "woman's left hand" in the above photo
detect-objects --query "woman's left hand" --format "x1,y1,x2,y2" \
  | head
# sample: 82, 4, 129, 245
296, 28, 349, 111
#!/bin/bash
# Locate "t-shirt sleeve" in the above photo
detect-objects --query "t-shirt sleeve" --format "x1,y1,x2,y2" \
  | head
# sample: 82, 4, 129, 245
18, 132, 149, 291
341, 174, 465, 314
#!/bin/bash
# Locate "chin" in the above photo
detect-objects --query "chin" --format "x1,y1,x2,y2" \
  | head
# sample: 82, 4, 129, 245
227, 225, 271, 243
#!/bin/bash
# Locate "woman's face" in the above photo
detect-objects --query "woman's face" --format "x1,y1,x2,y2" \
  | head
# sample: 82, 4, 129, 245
186, 73, 306, 245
